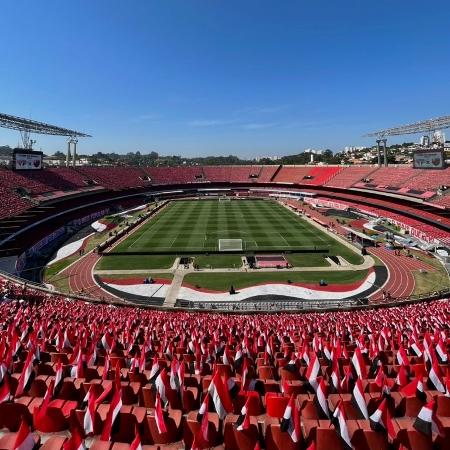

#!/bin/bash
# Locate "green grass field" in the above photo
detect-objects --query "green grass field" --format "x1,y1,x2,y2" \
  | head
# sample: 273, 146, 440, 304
98, 199, 363, 270
183, 270, 368, 291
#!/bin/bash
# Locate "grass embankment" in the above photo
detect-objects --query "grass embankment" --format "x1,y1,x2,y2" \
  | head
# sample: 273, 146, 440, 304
183, 269, 368, 291
411, 251, 450, 296
96, 255, 176, 270
194, 254, 242, 269
285, 253, 330, 267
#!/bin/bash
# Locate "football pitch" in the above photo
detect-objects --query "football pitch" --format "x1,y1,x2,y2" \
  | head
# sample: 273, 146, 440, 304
109, 199, 356, 256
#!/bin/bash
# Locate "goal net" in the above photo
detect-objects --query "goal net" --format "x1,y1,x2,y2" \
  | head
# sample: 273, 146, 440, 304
218, 239, 243, 251
219, 197, 231, 202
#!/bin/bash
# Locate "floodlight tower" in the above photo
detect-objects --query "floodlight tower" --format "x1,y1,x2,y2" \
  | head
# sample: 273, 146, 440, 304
365, 115, 450, 166
0, 112, 91, 165
72, 137, 78, 168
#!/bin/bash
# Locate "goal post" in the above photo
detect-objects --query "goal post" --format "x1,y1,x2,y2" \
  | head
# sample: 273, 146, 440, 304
219, 197, 231, 202
218, 239, 243, 252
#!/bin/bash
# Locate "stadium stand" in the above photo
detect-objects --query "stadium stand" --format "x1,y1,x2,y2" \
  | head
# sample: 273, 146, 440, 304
75, 167, 149, 190
272, 166, 312, 183
228, 166, 261, 182
203, 166, 233, 182
326, 166, 378, 188
145, 166, 204, 184
302, 166, 342, 185
0, 189, 33, 219
257, 165, 280, 182
353, 167, 418, 189
0, 277, 449, 450
24, 168, 90, 191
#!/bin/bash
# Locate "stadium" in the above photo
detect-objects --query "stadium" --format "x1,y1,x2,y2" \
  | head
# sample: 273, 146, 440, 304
1, 2, 450, 450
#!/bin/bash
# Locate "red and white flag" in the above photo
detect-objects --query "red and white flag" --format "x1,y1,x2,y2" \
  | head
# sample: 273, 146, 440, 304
351, 378, 368, 420
196, 394, 210, 442
413, 400, 444, 438
351, 347, 367, 379
33, 379, 55, 426
155, 367, 169, 406
54, 359, 63, 395
428, 360, 445, 393
129, 425, 142, 450
305, 353, 320, 391
394, 364, 409, 388
435, 338, 448, 364
401, 376, 427, 402
83, 386, 97, 435
396, 346, 410, 367
369, 398, 396, 440
149, 356, 160, 381
0, 376, 11, 403
235, 395, 251, 431
207, 371, 233, 420
332, 400, 353, 449
15, 351, 34, 397
100, 387, 122, 441
314, 377, 330, 419
280, 395, 300, 443
13, 418, 35, 450
101, 333, 114, 352
154, 392, 168, 434
63, 427, 86, 450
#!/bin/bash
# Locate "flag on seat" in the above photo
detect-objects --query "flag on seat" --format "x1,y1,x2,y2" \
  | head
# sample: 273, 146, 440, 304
100, 387, 122, 441
428, 360, 445, 393
332, 400, 353, 449
305, 353, 320, 391
15, 351, 34, 397
0, 376, 11, 403
280, 395, 300, 443
54, 359, 63, 396
83, 386, 97, 435
63, 427, 86, 450
235, 395, 251, 431
351, 378, 368, 419
207, 371, 233, 420
13, 418, 35, 450
155, 391, 168, 434
351, 347, 367, 379
33, 379, 55, 427
129, 425, 142, 450
394, 364, 409, 388
369, 398, 396, 440
413, 400, 444, 438
314, 377, 330, 419
401, 376, 427, 402
196, 394, 210, 442
155, 367, 169, 406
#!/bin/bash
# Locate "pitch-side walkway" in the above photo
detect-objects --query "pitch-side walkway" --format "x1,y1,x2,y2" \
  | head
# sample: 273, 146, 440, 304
163, 268, 186, 307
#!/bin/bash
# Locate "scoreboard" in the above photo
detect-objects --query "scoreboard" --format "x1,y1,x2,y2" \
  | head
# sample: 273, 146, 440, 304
13, 149, 43, 170
413, 150, 445, 169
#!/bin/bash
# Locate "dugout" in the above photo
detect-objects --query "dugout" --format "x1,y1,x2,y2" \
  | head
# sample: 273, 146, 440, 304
342, 226, 376, 247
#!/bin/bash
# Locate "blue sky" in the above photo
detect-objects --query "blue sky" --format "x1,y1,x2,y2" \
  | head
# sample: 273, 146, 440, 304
1, 0, 449, 157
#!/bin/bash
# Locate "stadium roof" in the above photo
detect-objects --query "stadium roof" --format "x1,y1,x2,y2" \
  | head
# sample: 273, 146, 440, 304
365, 115, 450, 138
0, 112, 91, 137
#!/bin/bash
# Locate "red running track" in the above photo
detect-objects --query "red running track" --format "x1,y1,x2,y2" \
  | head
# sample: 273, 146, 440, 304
368, 247, 435, 301
61, 252, 117, 300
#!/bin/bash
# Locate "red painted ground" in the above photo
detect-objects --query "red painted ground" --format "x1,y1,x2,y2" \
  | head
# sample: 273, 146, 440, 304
101, 277, 172, 285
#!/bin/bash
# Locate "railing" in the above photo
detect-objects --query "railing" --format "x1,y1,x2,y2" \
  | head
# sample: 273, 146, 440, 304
1, 266, 449, 314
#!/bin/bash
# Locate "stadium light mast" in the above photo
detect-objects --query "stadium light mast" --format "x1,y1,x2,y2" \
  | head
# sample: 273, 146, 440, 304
364, 115, 450, 167
0, 112, 91, 165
